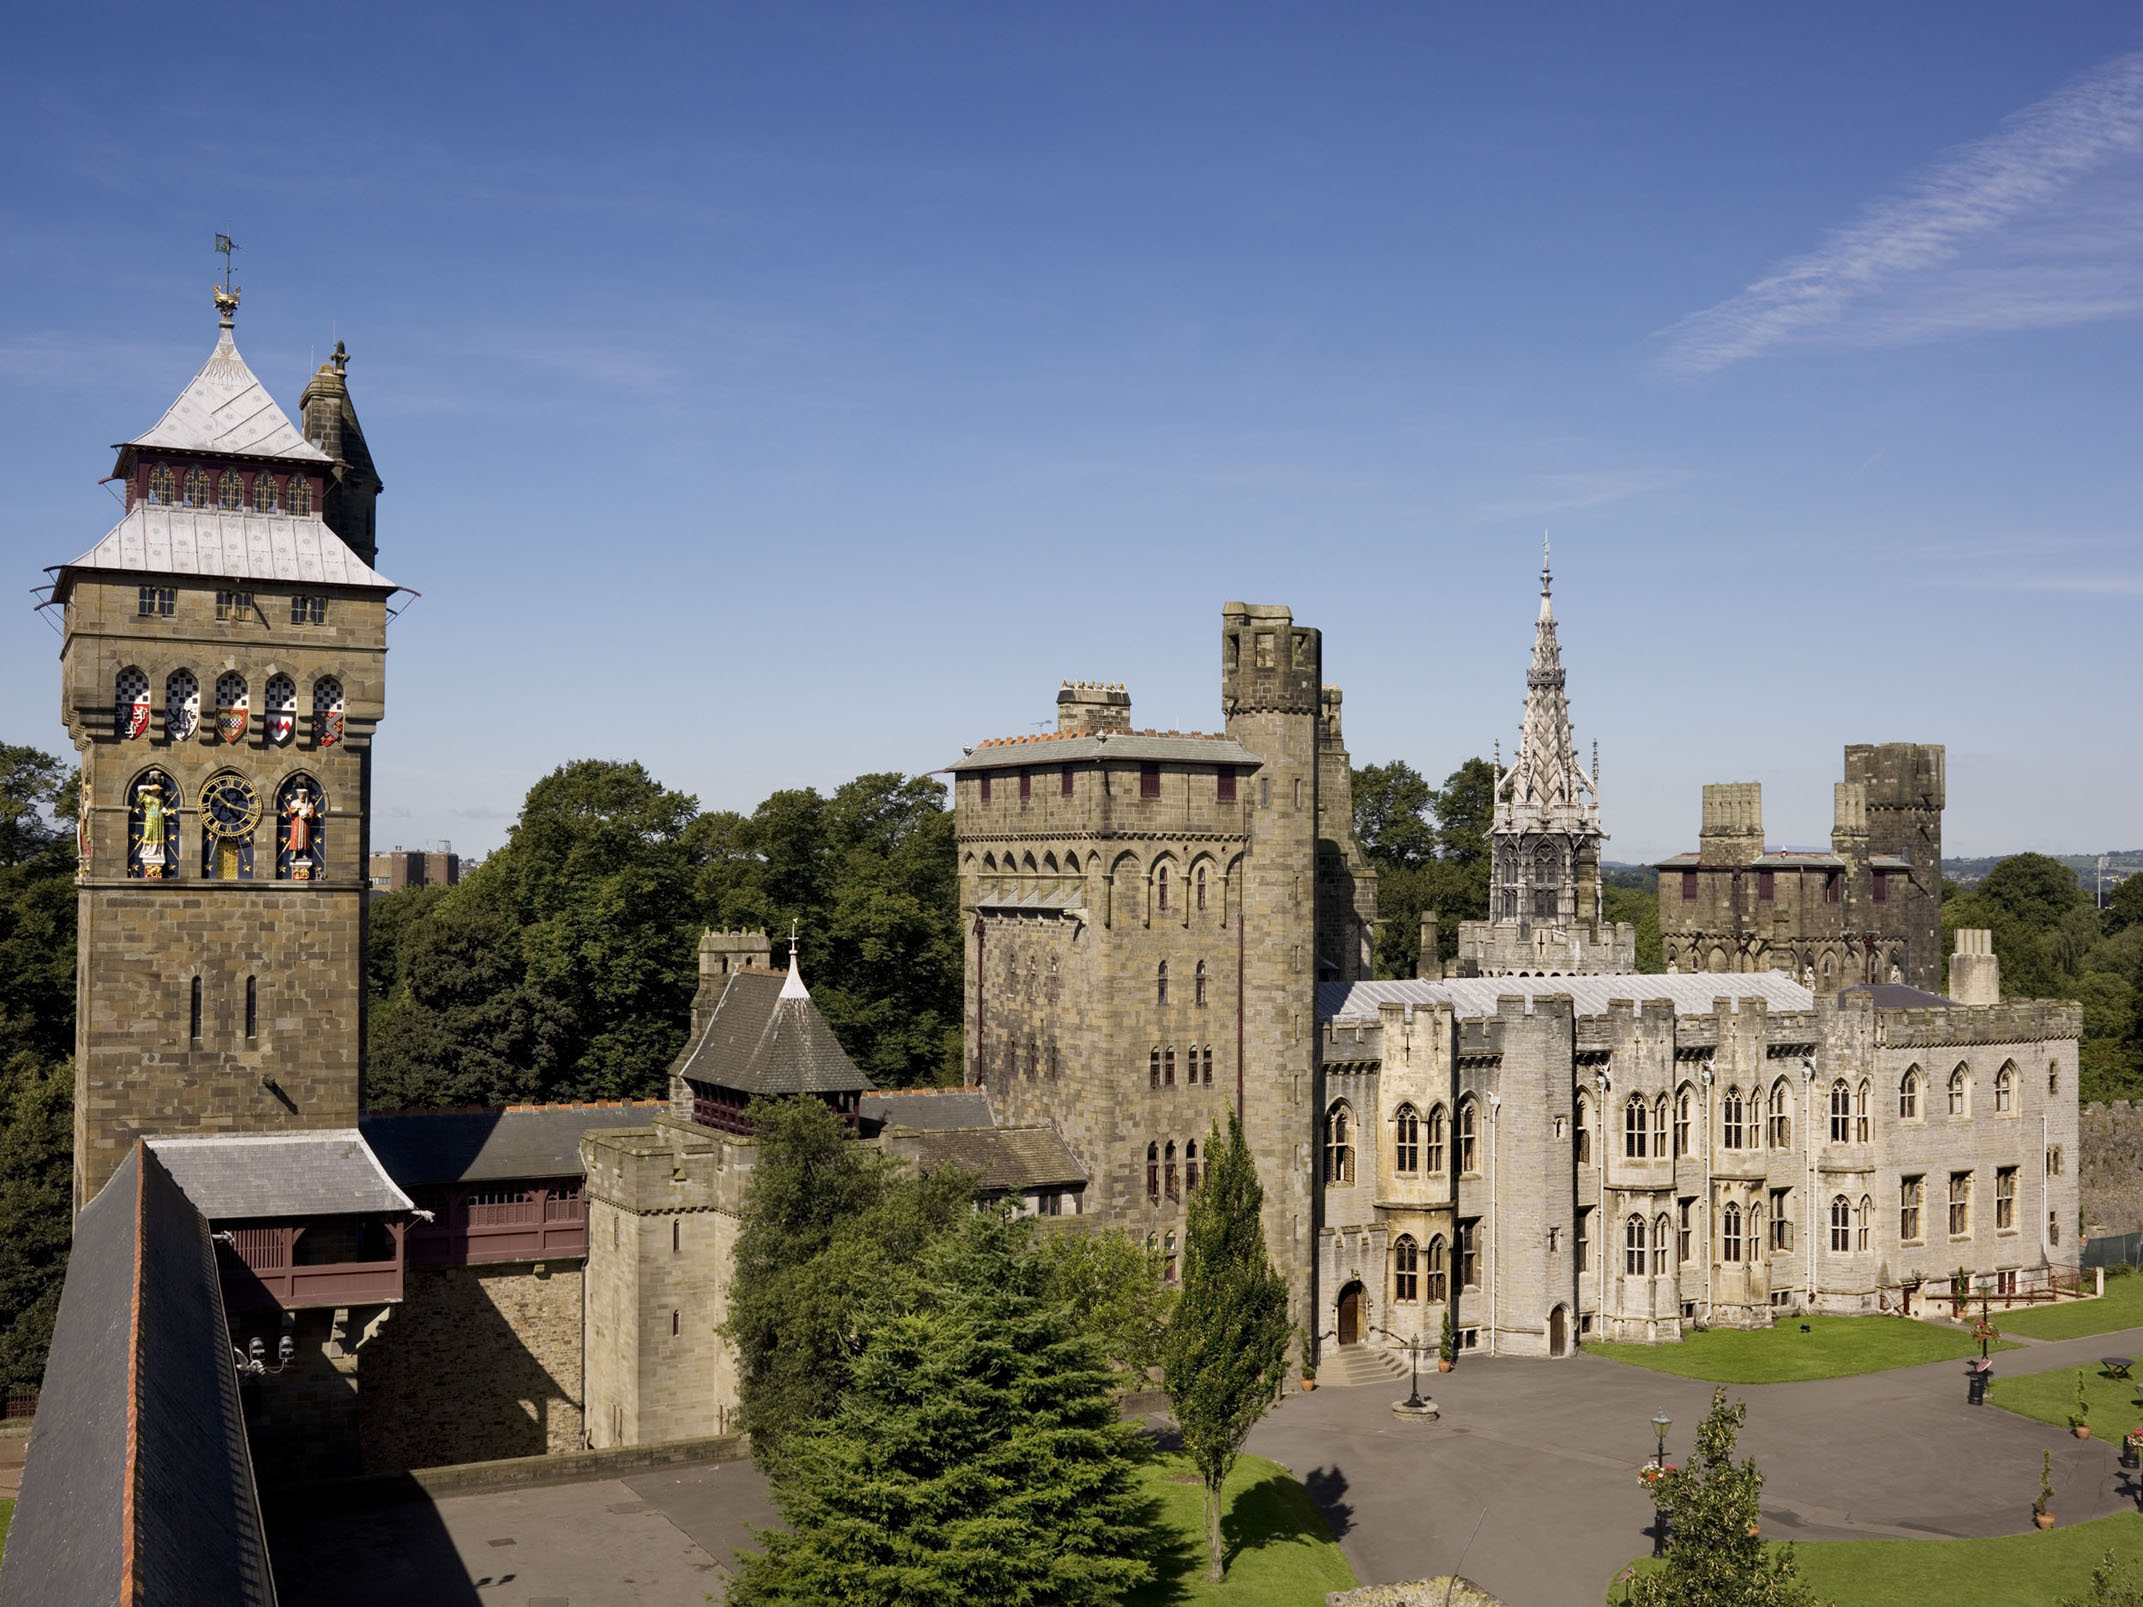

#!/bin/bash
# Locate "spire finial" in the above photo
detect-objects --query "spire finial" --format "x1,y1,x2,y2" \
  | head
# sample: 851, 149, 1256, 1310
1542, 531, 1552, 592
780, 918, 809, 999
212, 233, 241, 328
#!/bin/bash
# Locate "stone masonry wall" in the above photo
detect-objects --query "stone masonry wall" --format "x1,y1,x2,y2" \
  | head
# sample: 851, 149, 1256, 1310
2082, 1102, 2143, 1237
358, 1262, 586, 1472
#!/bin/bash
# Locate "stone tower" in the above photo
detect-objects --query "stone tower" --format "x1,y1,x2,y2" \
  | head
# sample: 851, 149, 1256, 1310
52, 290, 401, 1207
1844, 743, 1945, 990
1458, 551, 1634, 975
298, 341, 384, 567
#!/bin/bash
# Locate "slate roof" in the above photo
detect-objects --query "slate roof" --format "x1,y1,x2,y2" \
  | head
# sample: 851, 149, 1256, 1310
147, 1130, 413, 1220
945, 732, 1264, 771
50, 504, 398, 602
362, 1103, 667, 1187
1839, 983, 1956, 1009
1320, 972, 1817, 1025
891, 1125, 1087, 1193
671, 968, 871, 1097
1655, 850, 1918, 871
860, 1088, 997, 1130
118, 320, 329, 465
971, 884, 1086, 915
0, 1144, 274, 1607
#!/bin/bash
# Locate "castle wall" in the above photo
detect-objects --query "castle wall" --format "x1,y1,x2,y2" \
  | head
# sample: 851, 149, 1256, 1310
357, 1262, 585, 1471
2081, 1102, 2143, 1238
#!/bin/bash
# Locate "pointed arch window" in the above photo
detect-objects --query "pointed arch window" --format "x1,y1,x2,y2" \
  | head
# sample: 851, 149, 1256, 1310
1830, 1079, 1852, 1143
1184, 1140, 1199, 1192
182, 466, 211, 507
1767, 1080, 1792, 1149
1394, 1236, 1419, 1303
165, 670, 200, 743
286, 474, 312, 516
115, 667, 150, 740
217, 470, 243, 510
1623, 1214, 1648, 1275
277, 775, 325, 881
1156, 960, 1168, 1006
1163, 1046, 1175, 1087
1900, 1067, 1921, 1120
1195, 959, 1208, 1007
1459, 1099, 1478, 1174
1856, 1195, 1871, 1252
264, 674, 296, 746
1948, 1066, 1968, 1118
252, 472, 279, 513
1855, 1080, 1871, 1144
1654, 1094, 1669, 1154
1324, 1101, 1354, 1184
1148, 1047, 1161, 1090
1721, 1201, 1742, 1263
1830, 1195, 1853, 1253
1995, 1062, 2014, 1114
1164, 1142, 1180, 1202
1156, 864, 1169, 912
1624, 1095, 1649, 1159
1196, 864, 1208, 911
127, 770, 179, 879
1424, 1104, 1446, 1174
1424, 1236, 1448, 1303
1394, 1104, 1420, 1175
147, 463, 176, 505
1653, 1213, 1671, 1275
1721, 1087, 1744, 1150
1575, 1092, 1591, 1165
1674, 1087, 1692, 1158
1146, 1143, 1159, 1204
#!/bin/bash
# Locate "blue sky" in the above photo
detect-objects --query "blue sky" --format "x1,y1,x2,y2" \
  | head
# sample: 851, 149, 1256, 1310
6, 4, 2140, 861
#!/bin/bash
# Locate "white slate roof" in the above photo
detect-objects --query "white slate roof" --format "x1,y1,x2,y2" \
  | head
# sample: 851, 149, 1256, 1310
54, 505, 397, 596
121, 323, 328, 464
147, 1130, 414, 1220
1319, 972, 1817, 1025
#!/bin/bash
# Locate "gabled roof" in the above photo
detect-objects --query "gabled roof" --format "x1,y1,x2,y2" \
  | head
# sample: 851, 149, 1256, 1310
0, 1145, 274, 1607
946, 732, 1263, 771
860, 1088, 997, 1131
362, 1103, 667, 1187
886, 1125, 1087, 1193
50, 504, 399, 601
147, 1130, 413, 1220
119, 318, 328, 465
671, 967, 871, 1098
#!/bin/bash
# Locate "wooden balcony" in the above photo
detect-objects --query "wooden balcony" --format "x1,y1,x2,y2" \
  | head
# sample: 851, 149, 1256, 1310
217, 1219, 406, 1312
407, 1179, 589, 1267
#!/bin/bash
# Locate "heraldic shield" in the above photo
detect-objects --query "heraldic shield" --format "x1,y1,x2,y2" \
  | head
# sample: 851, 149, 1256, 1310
217, 707, 248, 744
318, 709, 344, 748
121, 701, 150, 740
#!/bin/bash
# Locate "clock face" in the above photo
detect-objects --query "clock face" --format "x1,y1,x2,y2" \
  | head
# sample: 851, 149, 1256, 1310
201, 775, 262, 839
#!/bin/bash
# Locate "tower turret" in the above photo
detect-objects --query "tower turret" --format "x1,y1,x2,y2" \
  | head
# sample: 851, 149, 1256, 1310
299, 342, 384, 567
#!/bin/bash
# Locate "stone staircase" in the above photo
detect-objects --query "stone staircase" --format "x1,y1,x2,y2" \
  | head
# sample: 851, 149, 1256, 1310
1318, 1343, 1408, 1388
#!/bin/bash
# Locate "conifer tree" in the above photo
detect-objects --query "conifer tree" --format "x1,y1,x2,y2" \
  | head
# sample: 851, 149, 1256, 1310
730, 1209, 1157, 1607
1163, 1109, 1291, 1581
1631, 1387, 1824, 1607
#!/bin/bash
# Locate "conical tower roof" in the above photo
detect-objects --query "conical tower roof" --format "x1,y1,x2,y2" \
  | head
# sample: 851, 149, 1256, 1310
115, 295, 328, 466
1498, 545, 1598, 831
299, 342, 382, 488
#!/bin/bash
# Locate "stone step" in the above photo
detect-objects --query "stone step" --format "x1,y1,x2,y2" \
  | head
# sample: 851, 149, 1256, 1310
1319, 1343, 1408, 1387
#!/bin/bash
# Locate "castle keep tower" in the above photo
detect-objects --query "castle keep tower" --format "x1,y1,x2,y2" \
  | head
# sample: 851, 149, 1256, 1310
1457, 552, 1634, 975
51, 290, 400, 1206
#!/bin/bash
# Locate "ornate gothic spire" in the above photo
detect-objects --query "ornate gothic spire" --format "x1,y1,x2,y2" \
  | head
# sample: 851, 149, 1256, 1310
1497, 540, 1598, 832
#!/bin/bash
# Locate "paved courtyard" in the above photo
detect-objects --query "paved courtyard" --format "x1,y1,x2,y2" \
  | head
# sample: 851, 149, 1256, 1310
266, 1322, 2143, 1607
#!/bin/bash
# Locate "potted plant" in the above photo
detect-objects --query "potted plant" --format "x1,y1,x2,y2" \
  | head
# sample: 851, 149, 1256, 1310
1437, 1308, 1457, 1373
2072, 1370, 2092, 1439
1637, 1461, 1676, 1496
2034, 1449, 2056, 1529
2123, 1427, 2143, 1470
1300, 1359, 1317, 1393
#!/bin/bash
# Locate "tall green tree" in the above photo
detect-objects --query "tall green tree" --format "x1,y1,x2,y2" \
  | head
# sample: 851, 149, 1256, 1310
730, 1208, 1158, 1607
1037, 1227, 1176, 1381
1163, 1109, 1291, 1581
722, 1095, 975, 1458
1631, 1387, 1823, 1607
1355, 757, 1495, 978
0, 1050, 72, 1392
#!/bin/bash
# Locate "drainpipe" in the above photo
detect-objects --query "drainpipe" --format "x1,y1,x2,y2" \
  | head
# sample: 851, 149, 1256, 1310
1803, 1059, 1818, 1312
1595, 1070, 1610, 1337
1701, 1062, 1715, 1321
1489, 1093, 1502, 1355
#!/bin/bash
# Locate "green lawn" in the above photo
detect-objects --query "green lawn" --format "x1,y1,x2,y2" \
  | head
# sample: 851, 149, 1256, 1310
1993, 1274, 2143, 1342
1609, 1510, 2143, 1605
0, 1497, 11, 1566
1585, 1314, 2016, 1384
1126, 1453, 1357, 1607
1989, 1357, 2143, 1439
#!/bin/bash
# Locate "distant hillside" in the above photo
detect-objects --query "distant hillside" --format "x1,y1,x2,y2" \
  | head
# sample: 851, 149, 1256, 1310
1944, 852, 2142, 891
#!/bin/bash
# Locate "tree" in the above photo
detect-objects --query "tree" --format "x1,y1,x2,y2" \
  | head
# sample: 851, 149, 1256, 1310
730, 1208, 1157, 1607
1037, 1227, 1176, 1380
0, 1050, 72, 1392
722, 1095, 974, 1458
1980, 853, 2087, 931
1355, 757, 1495, 978
2060, 1548, 2143, 1607
1352, 762, 1437, 871
1631, 1387, 1823, 1607
1163, 1109, 1291, 1581
2105, 874, 2143, 937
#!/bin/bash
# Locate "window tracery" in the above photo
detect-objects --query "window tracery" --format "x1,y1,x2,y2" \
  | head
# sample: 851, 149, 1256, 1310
264, 674, 296, 746
165, 670, 200, 743
115, 667, 149, 740
1324, 1102, 1354, 1184
1394, 1104, 1420, 1175
1394, 1235, 1419, 1303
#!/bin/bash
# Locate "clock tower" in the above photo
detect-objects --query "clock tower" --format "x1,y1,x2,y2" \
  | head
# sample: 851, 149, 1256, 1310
49, 288, 402, 1208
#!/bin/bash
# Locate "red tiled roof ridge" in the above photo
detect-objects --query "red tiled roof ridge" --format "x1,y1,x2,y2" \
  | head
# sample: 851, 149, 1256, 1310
972, 728, 1228, 748
871, 1085, 980, 1097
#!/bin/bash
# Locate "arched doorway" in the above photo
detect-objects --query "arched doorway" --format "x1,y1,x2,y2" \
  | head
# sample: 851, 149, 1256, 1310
1337, 1282, 1364, 1346
1549, 1304, 1568, 1358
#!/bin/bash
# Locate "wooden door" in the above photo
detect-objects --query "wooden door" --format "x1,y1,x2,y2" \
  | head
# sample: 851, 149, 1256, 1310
1338, 1283, 1362, 1346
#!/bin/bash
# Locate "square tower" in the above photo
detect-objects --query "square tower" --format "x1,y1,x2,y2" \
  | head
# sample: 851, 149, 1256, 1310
50, 293, 402, 1207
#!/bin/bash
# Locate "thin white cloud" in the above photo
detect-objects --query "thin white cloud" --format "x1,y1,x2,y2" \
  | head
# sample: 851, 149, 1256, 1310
1659, 51, 2143, 377
1475, 469, 1679, 519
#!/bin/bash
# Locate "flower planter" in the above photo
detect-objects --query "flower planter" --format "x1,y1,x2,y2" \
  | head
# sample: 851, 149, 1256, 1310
1301, 1378, 1317, 1393
2035, 1512, 2056, 1530
1436, 1359, 1453, 1373
2074, 1425, 2092, 1440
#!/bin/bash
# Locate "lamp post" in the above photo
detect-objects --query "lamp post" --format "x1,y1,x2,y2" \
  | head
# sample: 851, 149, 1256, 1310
1650, 1411, 1673, 1558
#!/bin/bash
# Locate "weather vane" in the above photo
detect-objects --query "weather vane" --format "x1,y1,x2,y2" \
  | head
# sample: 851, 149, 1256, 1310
213, 233, 241, 320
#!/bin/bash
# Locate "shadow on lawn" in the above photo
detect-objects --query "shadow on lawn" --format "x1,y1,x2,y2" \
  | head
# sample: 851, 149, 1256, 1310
1128, 1470, 1344, 1605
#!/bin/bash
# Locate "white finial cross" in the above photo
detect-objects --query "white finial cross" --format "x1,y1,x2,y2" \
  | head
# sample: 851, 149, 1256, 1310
780, 918, 810, 1000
